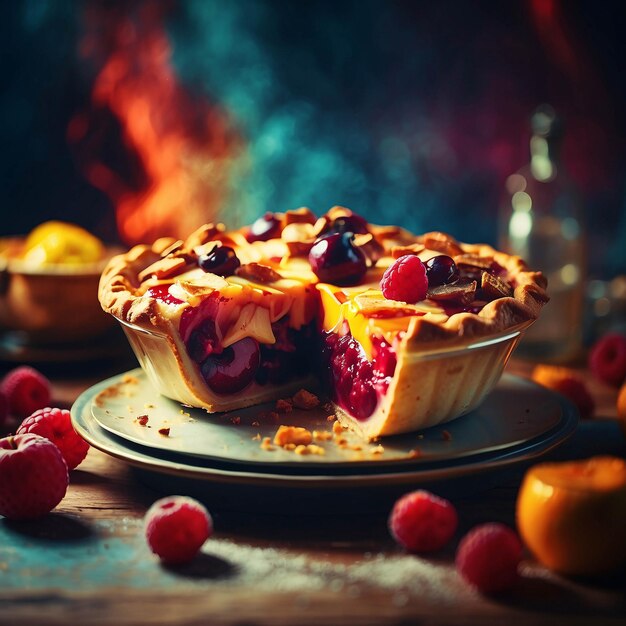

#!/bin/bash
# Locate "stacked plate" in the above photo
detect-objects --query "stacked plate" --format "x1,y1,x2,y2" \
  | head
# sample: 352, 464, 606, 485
71, 369, 578, 512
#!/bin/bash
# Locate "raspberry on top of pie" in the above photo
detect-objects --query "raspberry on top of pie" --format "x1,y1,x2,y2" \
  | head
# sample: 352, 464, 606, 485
99, 206, 548, 439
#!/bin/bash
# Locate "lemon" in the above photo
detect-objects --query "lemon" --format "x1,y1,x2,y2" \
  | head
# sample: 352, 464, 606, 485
22, 221, 105, 266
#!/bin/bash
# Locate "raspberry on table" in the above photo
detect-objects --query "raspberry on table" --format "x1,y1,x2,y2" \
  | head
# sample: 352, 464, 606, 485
17, 407, 89, 470
0, 433, 69, 520
0, 391, 8, 431
380, 255, 428, 304
144, 495, 213, 564
589, 333, 626, 388
388, 489, 458, 553
1, 366, 51, 418
455, 522, 522, 594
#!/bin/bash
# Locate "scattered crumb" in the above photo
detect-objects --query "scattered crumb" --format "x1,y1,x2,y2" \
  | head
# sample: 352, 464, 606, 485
145, 403, 156, 409
349, 444, 363, 451
158, 427, 170, 436
284, 443, 296, 451
313, 430, 333, 442
273, 425, 313, 447
323, 402, 334, 413
327, 414, 336, 422
292, 389, 320, 410
295, 444, 325, 456
251, 421, 260, 427
332, 421, 345, 435
260, 437, 274, 451
407, 448, 421, 458
335, 437, 348, 447
135, 415, 149, 426
230, 416, 241, 425
276, 399, 293, 413
179, 409, 191, 417
442, 430, 452, 441
95, 382, 128, 407
252, 433, 261, 441
370, 445, 385, 455
121, 374, 139, 385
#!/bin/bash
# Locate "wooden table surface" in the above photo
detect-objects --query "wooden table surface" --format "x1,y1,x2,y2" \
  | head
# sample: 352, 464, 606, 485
1, 355, 625, 626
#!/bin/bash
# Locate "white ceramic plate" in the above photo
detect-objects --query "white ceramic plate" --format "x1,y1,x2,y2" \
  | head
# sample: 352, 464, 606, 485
71, 369, 578, 486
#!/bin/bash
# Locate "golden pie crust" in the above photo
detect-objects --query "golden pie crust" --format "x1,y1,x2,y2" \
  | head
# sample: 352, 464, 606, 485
99, 207, 548, 439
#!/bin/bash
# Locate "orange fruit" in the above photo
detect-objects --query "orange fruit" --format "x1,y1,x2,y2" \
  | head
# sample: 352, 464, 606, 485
618, 383, 626, 437
516, 456, 626, 577
22, 221, 104, 266
531, 364, 594, 419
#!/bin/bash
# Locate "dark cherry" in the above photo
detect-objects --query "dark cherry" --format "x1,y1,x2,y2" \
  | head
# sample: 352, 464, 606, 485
198, 245, 240, 276
308, 232, 367, 285
186, 318, 220, 363
200, 337, 260, 394
425, 255, 459, 287
246, 212, 282, 242
145, 284, 183, 306
324, 213, 369, 236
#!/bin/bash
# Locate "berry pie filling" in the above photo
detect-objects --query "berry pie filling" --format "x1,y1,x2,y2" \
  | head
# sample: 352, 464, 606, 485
323, 330, 398, 420
99, 206, 547, 438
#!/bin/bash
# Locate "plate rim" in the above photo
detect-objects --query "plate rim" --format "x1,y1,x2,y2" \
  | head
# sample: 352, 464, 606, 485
77, 368, 575, 470
71, 372, 579, 488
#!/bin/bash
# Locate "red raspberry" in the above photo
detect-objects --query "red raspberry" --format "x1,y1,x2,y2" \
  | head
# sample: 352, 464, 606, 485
0, 391, 8, 431
380, 255, 428, 304
145, 496, 213, 564
17, 407, 89, 470
549, 377, 595, 419
589, 333, 626, 387
388, 490, 458, 553
456, 523, 522, 593
0, 433, 69, 520
1, 366, 51, 418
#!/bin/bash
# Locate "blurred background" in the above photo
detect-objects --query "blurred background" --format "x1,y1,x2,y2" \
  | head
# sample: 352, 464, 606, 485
1, 0, 625, 282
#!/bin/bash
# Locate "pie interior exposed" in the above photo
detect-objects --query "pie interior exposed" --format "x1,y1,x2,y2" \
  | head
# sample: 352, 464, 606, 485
98, 207, 548, 439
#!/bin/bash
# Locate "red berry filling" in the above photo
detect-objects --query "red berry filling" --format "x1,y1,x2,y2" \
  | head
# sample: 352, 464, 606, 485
146, 284, 183, 306
180, 298, 315, 395
323, 330, 396, 420
256, 319, 315, 386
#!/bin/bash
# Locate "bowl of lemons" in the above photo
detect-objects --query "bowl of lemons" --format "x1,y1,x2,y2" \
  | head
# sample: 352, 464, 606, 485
0, 221, 119, 344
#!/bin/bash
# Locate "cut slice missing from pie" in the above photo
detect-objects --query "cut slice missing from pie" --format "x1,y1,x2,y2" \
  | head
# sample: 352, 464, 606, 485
99, 207, 548, 439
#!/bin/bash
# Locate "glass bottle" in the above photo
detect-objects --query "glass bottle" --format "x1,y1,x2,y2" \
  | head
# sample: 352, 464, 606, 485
499, 104, 586, 363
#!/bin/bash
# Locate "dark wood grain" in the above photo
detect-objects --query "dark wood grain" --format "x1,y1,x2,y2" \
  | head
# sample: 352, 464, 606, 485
1, 359, 625, 626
